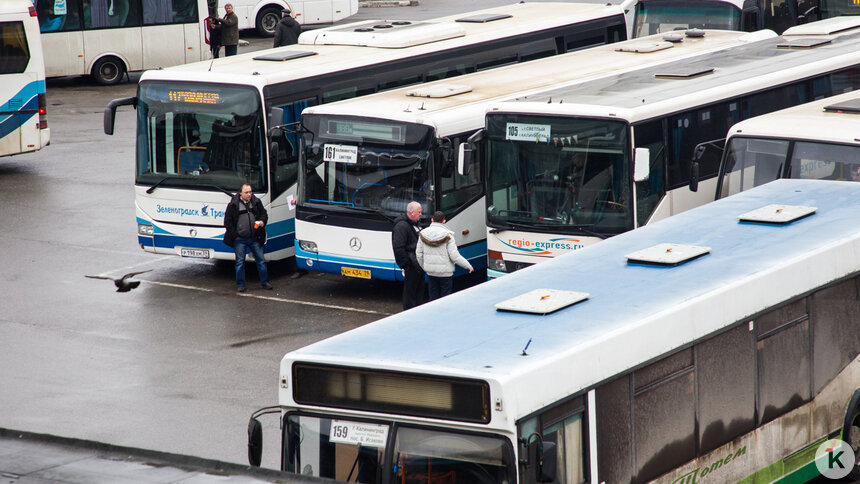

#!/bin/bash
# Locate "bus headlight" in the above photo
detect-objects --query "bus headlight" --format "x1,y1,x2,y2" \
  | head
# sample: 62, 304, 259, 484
138, 223, 154, 236
299, 240, 318, 253
487, 250, 507, 273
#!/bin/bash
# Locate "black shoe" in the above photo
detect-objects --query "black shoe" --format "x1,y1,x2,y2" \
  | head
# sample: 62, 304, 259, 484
262, 282, 274, 290
237, 286, 246, 293
290, 271, 305, 279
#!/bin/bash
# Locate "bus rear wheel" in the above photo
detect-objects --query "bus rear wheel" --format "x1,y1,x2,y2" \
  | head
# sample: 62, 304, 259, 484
92, 56, 126, 85
256, 7, 281, 36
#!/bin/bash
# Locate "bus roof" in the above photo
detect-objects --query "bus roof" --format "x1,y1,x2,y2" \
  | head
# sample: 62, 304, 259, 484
285, 179, 860, 419
726, 90, 860, 145
0, 0, 33, 15
302, 29, 772, 135
488, 16, 860, 123
139, 2, 625, 87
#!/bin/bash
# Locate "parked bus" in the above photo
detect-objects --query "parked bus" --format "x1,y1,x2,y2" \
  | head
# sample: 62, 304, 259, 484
715, 90, 860, 199
34, 0, 209, 84
631, 0, 823, 35
0, 0, 49, 158
477, 16, 860, 278
294, 29, 775, 281
213, 0, 359, 36
103, 2, 632, 263
249, 178, 860, 483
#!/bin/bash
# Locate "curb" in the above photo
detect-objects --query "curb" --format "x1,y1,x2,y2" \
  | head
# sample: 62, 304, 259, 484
359, 0, 418, 6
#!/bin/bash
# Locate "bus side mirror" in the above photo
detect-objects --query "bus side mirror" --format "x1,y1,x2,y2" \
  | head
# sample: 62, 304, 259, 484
633, 147, 650, 182
458, 128, 485, 176
103, 97, 136, 136
527, 438, 557, 482
269, 107, 284, 131
248, 418, 263, 467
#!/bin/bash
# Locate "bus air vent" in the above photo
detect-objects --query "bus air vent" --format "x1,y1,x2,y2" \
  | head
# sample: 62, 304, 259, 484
782, 16, 860, 36
455, 13, 512, 23
777, 38, 831, 49
253, 51, 317, 62
298, 20, 466, 48
615, 41, 673, 53
406, 84, 472, 98
737, 204, 816, 224
654, 66, 714, 79
625, 243, 710, 266
495, 289, 589, 315
823, 97, 860, 113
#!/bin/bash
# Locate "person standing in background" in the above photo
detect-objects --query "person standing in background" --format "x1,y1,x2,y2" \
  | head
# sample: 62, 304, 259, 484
205, 14, 222, 58
391, 201, 426, 310
221, 3, 239, 56
273, 8, 302, 47
416, 211, 473, 301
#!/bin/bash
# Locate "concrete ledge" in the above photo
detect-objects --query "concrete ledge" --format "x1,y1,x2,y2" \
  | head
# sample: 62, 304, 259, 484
359, 0, 418, 7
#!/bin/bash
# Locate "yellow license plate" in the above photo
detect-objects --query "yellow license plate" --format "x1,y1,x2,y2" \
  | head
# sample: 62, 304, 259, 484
341, 267, 371, 279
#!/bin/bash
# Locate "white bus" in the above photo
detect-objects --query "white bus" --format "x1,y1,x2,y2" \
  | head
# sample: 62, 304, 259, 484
34, 0, 209, 84
212, 0, 358, 36
0, 0, 49, 158
478, 16, 860, 278
715, 90, 860, 199
631, 0, 822, 36
249, 178, 860, 483
103, 2, 631, 263
294, 29, 774, 281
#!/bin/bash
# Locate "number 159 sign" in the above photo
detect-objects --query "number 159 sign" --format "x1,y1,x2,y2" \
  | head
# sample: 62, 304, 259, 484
329, 420, 389, 448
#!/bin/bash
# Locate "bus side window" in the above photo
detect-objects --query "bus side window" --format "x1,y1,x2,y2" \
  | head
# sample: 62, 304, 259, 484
37, 0, 83, 31
810, 275, 860, 394
0, 21, 30, 74
439, 138, 482, 214
755, 299, 811, 425
269, 96, 318, 200
519, 396, 586, 484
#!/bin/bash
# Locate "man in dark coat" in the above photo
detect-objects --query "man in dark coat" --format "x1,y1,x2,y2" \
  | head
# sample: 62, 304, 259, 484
224, 183, 273, 292
221, 3, 239, 56
391, 201, 426, 310
273, 9, 302, 47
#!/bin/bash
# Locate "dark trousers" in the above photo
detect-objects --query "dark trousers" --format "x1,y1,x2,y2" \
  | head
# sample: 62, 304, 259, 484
402, 265, 426, 310
427, 276, 453, 301
224, 44, 237, 56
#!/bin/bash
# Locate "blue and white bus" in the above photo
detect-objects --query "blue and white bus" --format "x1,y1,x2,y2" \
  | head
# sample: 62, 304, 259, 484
0, 0, 49, 158
250, 178, 860, 483
103, 2, 631, 263
293, 29, 774, 281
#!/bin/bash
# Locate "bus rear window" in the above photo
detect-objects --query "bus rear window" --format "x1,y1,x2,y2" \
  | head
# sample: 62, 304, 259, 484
0, 21, 30, 74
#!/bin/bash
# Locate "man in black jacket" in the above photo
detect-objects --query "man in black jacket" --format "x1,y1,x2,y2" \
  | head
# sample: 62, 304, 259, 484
273, 9, 302, 47
224, 184, 273, 292
391, 201, 425, 310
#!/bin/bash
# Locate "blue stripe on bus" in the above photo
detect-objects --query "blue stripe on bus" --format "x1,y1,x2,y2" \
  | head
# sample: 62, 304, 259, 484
138, 217, 295, 255
0, 81, 43, 139
295, 239, 487, 281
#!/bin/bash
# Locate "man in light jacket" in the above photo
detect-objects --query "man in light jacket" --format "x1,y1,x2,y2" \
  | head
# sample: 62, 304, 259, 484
416, 211, 473, 301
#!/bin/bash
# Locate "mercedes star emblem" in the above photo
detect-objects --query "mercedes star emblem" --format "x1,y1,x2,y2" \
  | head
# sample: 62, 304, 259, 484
349, 237, 362, 251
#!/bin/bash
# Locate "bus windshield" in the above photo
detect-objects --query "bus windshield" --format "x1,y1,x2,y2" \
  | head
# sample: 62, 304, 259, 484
135, 82, 266, 193
486, 115, 631, 236
718, 137, 860, 198
633, 0, 741, 36
300, 115, 436, 217
285, 414, 514, 484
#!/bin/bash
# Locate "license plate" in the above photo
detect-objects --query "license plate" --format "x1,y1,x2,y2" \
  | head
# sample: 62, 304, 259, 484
341, 267, 370, 279
180, 248, 210, 259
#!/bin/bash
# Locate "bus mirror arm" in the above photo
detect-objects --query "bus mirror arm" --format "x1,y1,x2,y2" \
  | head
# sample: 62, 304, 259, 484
103, 97, 137, 136
247, 406, 281, 467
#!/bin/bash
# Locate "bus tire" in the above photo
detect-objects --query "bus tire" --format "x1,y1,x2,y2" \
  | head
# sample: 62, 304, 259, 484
843, 388, 860, 480
91, 56, 126, 85
255, 6, 281, 37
